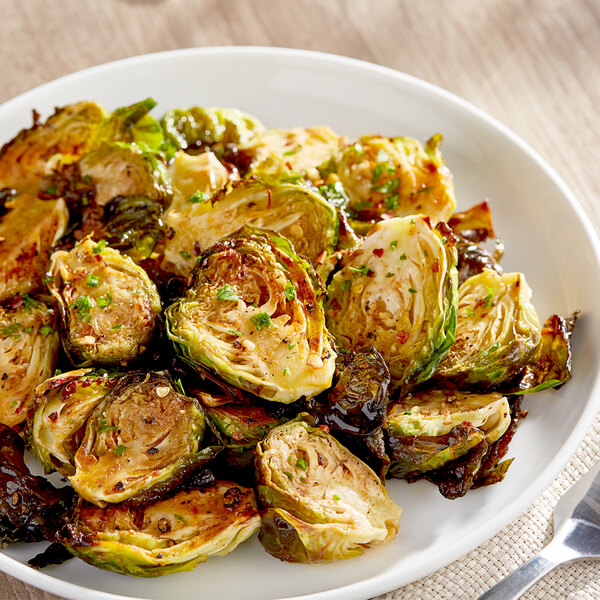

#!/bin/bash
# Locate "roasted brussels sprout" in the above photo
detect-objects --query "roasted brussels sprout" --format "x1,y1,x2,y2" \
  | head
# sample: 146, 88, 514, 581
448, 201, 496, 241
162, 178, 338, 277
104, 195, 165, 261
0, 102, 106, 193
247, 126, 345, 184
167, 150, 231, 212
333, 135, 456, 223
0, 299, 60, 428
78, 142, 172, 207
205, 403, 281, 469
326, 216, 458, 388
48, 238, 162, 366
63, 481, 261, 576
386, 389, 510, 442
93, 98, 166, 151
320, 346, 390, 436
166, 227, 336, 403
436, 269, 542, 388
510, 312, 578, 394
255, 418, 401, 562
0, 423, 75, 544
69, 371, 213, 505
0, 192, 68, 301
30, 369, 122, 475
162, 106, 264, 152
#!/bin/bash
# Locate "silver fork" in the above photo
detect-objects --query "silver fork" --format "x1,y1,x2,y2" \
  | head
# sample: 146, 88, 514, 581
476, 461, 600, 599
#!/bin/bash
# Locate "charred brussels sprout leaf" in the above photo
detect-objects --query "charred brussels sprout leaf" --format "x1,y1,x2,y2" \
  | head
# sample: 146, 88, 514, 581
0, 102, 106, 194
48, 238, 161, 366
247, 126, 345, 185
326, 216, 458, 389
166, 227, 336, 403
30, 368, 123, 475
455, 237, 504, 286
78, 142, 172, 207
69, 371, 211, 505
386, 389, 511, 443
0, 300, 60, 428
0, 193, 68, 301
448, 201, 497, 242
255, 418, 401, 562
0, 423, 74, 544
321, 347, 390, 436
437, 269, 542, 389
62, 481, 261, 576
162, 179, 338, 277
333, 135, 456, 223
162, 106, 264, 152
104, 195, 165, 261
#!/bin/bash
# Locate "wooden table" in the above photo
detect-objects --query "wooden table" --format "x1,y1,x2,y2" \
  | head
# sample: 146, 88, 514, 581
0, 1, 598, 598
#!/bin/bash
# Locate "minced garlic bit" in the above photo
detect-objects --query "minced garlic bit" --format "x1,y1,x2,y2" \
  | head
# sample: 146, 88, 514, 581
306, 354, 323, 369
155, 386, 171, 398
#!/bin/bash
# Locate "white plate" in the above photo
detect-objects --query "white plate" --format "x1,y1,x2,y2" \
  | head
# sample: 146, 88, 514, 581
1, 47, 599, 600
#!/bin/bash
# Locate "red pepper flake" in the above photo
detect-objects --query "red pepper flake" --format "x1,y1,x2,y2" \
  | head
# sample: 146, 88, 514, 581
316, 250, 328, 265
396, 330, 409, 344
285, 161, 293, 170
431, 261, 440, 273
372, 248, 384, 257
267, 189, 272, 209
319, 424, 330, 434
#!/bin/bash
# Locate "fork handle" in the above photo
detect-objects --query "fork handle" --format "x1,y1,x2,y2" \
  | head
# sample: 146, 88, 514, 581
475, 551, 560, 600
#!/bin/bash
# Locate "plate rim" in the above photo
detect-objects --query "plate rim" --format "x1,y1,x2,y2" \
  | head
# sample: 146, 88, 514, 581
1, 45, 599, 600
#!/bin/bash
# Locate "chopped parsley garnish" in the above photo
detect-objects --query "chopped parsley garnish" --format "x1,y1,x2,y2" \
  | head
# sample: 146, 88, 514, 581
86, 274, 100, 287
111, 324, 122, 331
42, 276, 53, 285
385, 193, 399, 210
188, 191, 206, 203
403, 410, 412, 415
174, 378, 186, 395
371, 178, 399, 195
97, 292, 113, 308
348, 264, 372, 278
39, 325, 54, 336
288, 343, 296, 350
423, 249, 429, 257
54, 368, 62, 376
333, 494, 341, 501
390, 240, 398, 250
400, 253, 407, 260
216, 284, 239, 301
98, 418, 116, 433
283, 145, 302, 156
179, 250, 191, 260
386, 272, 394, 278
408, 287, 417, 294
92, 240, 106, 254
318, 181, 350, 208
1, 323, 20, 338
283, 367, 290, 376
250, 312, 271, 331
284, 471, 293, 480
296, 457, 308, 471
229, 329, 243, 337
173, 514, 186, 524
482, 287, 495, 308
20, 294, 38, 309
70, 296, 93, 321
284, 281, 296, 301
23, 326, 33, 334
114, 445, 127, 457
465, 307, 475, 317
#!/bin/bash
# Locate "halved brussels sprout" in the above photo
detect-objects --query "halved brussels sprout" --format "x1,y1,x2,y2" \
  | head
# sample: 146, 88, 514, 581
205, 403, 281, 470
69, 371, 211, 505
436, 269, 542, 388
0, 102, 106, 193
63, 481, 261, 576
167, 150, 231, 212
255, 418, 401, 562
387, 423, 486, 480
93, 98, 166, 152
0, 193, 68, 301
0, 299, 60, 428
103, 195, 165, 261
162, 179, 338, 277
162, 106, 264, 151
510, 312, 577, 394
78, 142, 172, 207
247, 126, 345, 184
30, 369, 122, 475
386, 389, 511, 443
333, 135, 456, 223
166, 227, 336, 403
48, 238, 162, 366
326, 215, 458, 388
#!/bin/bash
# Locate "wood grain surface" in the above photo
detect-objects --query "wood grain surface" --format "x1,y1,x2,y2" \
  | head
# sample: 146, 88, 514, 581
0, 0, 598, 599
